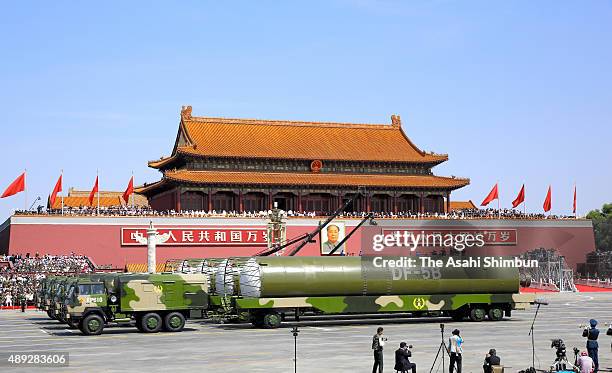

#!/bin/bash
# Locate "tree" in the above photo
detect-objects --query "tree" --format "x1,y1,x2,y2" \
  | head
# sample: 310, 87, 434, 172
586, 203, 612, 252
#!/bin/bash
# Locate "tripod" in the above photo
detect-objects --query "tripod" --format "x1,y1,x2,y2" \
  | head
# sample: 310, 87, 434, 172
430, 324, 450, 373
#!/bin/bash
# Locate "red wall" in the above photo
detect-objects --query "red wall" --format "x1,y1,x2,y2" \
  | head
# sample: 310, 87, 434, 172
2, 216, 595, 270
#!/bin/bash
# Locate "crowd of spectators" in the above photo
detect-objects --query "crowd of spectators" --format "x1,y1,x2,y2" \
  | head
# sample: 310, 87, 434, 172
14, 206, 577, 220
0, 254, 93, 309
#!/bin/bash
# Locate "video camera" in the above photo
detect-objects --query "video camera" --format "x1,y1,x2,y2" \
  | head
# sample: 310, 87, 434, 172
550, 339, 566, 360
549, 339, 578, 373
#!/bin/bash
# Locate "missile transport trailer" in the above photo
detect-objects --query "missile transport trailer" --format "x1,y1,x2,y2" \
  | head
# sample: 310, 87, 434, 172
213, 256, 534, 328
63, 273, 209, 335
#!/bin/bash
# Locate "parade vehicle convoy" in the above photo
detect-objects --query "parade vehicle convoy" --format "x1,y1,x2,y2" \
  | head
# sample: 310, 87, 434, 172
64, 273, 209, 335
52, 255, 533, 335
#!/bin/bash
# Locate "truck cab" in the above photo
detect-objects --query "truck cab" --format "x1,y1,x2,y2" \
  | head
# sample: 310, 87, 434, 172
66, 273, 210, 336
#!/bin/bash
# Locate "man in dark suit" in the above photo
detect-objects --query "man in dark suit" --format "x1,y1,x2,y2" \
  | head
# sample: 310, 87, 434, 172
394, 342, 416, 373
483, 349, 501, 373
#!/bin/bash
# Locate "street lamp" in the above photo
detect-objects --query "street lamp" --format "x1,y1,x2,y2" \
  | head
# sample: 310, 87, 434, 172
291, 326, 300, 373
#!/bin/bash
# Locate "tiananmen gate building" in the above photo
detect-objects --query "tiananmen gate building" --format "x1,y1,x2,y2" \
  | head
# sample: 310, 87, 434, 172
138, 106, 470, 214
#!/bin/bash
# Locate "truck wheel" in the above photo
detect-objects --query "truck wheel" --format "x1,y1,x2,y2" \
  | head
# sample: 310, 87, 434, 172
163, 312, 186, 332
263, 311, 282, 329
140, 313, 162, 333
469, 307, 486, 322
81, 314, 104, 335
487, 307, 504, 321
46, 310, 55, 319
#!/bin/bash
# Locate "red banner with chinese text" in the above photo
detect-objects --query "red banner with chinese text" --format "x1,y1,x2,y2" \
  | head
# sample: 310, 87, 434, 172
381, 229, 517, 245
121, 227, 268, 246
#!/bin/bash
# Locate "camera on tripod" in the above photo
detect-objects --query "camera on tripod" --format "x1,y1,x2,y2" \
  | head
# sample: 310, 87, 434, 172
549, 338, 578, 373
550, 339, 566, 360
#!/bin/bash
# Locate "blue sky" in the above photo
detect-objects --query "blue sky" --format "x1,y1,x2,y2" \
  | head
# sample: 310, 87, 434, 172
1, 1, 610, 219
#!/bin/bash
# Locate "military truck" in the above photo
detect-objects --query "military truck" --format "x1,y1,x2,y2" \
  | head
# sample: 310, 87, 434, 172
52, 277, 85, 322
43, 276, 66, 319
64, 272, 209, 335
36, 276, 51, 310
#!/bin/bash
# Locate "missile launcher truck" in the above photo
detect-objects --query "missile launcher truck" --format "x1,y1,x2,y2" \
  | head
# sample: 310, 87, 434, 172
212, 256, 534, 328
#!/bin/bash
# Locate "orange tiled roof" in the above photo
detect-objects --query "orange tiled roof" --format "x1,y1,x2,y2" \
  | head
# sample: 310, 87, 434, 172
141, 170, 470, 191
148, 155, 177, 168
50, 196, 123, 209
449, 200, 477, 211
162, 106, 448, 164
50, 189, 149, 209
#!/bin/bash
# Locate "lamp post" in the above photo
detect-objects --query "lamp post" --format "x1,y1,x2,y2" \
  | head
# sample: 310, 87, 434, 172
134, 221, 171, 273
291, 326, 300, 373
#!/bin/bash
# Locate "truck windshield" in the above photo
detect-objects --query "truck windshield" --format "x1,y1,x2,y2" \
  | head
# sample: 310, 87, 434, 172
67, 286, 75, 299
78, 283, 105, 295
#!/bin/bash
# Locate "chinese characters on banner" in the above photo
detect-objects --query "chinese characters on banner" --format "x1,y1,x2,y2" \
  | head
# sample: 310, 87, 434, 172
381, 229, 517, 245
121, 227, 268, 246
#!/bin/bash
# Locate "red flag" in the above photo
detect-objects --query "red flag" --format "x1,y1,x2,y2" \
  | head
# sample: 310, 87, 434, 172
1, 172, 26, 198
512, 184, 525, 208
543, 185, 552, 212
573, 185, 577, 214
480, 183, 499, 206
123, 176, 134, 203
88, 176, 99, 205
49, 174, 63, 208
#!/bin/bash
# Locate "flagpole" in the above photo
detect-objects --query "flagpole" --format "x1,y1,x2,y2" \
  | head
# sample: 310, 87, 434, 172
523, 183, 526, 217
97, 169, 100, 216
24, 169, 27, 212
61, 169, 64, 216
131, 171, 135, 210
497, 180, 500, 219
574, 182, 577, 219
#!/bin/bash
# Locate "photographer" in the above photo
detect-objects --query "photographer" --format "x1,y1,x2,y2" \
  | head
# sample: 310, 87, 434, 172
582, 319, 599, 372
576, 351, 594, 373
372, 327, 386, 373
448, 329, 463, 373
394, 342, 416, 373
483, 349, 501, 373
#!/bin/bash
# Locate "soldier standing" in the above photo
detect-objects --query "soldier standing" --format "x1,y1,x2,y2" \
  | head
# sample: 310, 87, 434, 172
372, 327, 386, 373
582, 319, 599, 372
19, 292, 26, 312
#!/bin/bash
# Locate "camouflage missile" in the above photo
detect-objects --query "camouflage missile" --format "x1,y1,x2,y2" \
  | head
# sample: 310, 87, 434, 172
239, 256, 522, 298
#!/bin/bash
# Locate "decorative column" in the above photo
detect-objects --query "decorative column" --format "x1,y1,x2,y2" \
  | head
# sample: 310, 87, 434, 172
446, 192, 451, 213
207, 187, 212, 211
366, 193, 371, 212
419, 192, 425, 214
239, 189, 243, 212
298, 190, 302, 212
393, 193, 398, 214
268, 189, 273, 210
176, 188, 181, 212
134, 222, 171, 273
